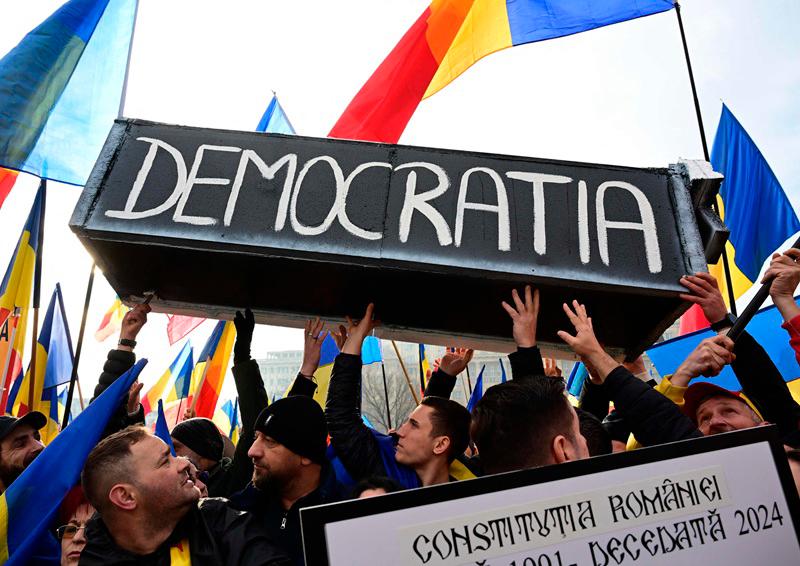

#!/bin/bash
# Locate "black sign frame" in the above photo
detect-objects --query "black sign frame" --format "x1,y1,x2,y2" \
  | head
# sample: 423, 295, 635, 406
300, 426, 800, 565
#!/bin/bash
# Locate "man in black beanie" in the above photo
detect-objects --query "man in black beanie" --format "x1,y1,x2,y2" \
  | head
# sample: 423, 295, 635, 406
228, 396, 346, 566
171, 417, 233, 497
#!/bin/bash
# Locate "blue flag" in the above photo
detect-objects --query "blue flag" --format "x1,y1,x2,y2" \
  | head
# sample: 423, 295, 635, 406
711, 104, 800, 295
499, 358, 507, 383
255, 94, 296, 134
155, 399, 176, 456
0, 0, 137, 186
466, 365, 485, 413
648, 299, 800, 392
362, 336, 382, 365
0, 358, 147, 564
567, 362, 589, 398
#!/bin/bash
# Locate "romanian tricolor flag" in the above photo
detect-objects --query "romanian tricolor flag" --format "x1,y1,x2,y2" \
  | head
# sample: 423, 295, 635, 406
710, 104, 800, 303
418, 344, 431, 391
0, 168, 18, 209
213, 397, 240, 446
0, 0, 137, 186
191, 321, 235, 419
0, 187, 44, 412
680, 105, 800, 334
330, 0, 674, 143
141, 341, 193, 415
7, 285, 74, 444
0, 359, 145, 565
94, 296, 128, 342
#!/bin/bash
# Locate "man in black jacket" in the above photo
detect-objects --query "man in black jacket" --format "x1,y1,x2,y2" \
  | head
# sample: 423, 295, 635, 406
325, 303, 471, 488
80, 426, 290, 565
229, 396, 346, 566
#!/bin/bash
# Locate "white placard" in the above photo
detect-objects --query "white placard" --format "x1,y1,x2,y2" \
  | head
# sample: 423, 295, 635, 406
304, 430, 800, 566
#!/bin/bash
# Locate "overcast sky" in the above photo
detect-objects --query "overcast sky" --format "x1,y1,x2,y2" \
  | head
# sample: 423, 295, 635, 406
2, 0, 798, 398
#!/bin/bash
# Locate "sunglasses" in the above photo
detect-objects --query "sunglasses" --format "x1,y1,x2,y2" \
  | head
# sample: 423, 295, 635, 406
56, 524, 86, 540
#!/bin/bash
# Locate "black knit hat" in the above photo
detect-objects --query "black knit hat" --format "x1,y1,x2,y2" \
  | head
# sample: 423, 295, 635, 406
171, 418, 224, 462
254, 396, 327, 464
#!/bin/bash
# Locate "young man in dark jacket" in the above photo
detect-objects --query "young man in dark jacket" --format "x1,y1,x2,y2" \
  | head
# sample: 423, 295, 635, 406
325, 304, 471, 488
229, 396, 346, 566
80, 426, 290, 565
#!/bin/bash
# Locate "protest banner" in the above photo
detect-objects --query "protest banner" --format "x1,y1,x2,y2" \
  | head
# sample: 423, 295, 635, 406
300, 426, 800, 565
70, 119, 726, 358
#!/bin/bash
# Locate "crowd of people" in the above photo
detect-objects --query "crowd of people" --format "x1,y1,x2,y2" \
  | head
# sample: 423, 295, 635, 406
3, 248, 800, 565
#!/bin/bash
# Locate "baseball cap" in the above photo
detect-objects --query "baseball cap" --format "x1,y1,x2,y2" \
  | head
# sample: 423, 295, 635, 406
0, 412, 47, 443
681, 382, 762, 425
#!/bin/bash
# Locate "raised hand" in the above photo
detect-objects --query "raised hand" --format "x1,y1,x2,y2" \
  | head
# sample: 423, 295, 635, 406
300, 317, 328, 376
120, 303, 151, 344
233, 308, 256, 362
127, 381, 144, 416
501, 285, 539, 348
670, 334, 736, 387
764, 248, 800, 322
543, 357, 562, 378
557, 300, 617, 383
437, 347, 474, 377
678, 272, 728, 325
341, 303, 380, 356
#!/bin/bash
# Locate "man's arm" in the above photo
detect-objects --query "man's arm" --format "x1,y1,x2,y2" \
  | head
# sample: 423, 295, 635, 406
766, 249, 800, 365
681, 271, 800, 436
93, 304, 149, 436
502, 285, 546, 378
324, 304, 387, 481
558, 300, 702, 446
227, 309, 268, 494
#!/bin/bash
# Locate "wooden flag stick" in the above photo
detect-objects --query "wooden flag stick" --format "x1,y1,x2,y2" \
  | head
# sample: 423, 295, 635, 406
391, 340, 419, 405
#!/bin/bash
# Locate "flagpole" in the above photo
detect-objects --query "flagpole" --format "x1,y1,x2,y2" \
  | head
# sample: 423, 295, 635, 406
380, 361, 392, 430
464, 363, 473, 394
61, 266, 93, 428
417, 346, 426, 393
674, 1, 738, 315
390, 340, 419, 404
117, 0, 140, 119
27, 180, 46, 413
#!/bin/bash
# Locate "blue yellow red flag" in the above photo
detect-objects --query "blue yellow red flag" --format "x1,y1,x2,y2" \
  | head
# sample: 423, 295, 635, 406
0, 359, 146, 565
143, 341, 193, 415
331, 0, 674, 143
0, 187, 44, 412
0, 0, 137, 185
256, 94, 296, 134
192, 321, 235, 419
708, 104, 800, 303
0, 168, 18, 209
7, 284, 74, 445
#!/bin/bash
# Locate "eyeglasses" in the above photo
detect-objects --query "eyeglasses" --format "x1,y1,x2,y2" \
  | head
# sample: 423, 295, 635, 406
56, 524, 86, 540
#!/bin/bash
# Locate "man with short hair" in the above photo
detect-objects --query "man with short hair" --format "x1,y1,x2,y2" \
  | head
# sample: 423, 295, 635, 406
0, 411, 46, 494
325, 304, 472, 488
472, 377, 589, 474
229, 395, 345, 565
80, 426, 290, 565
